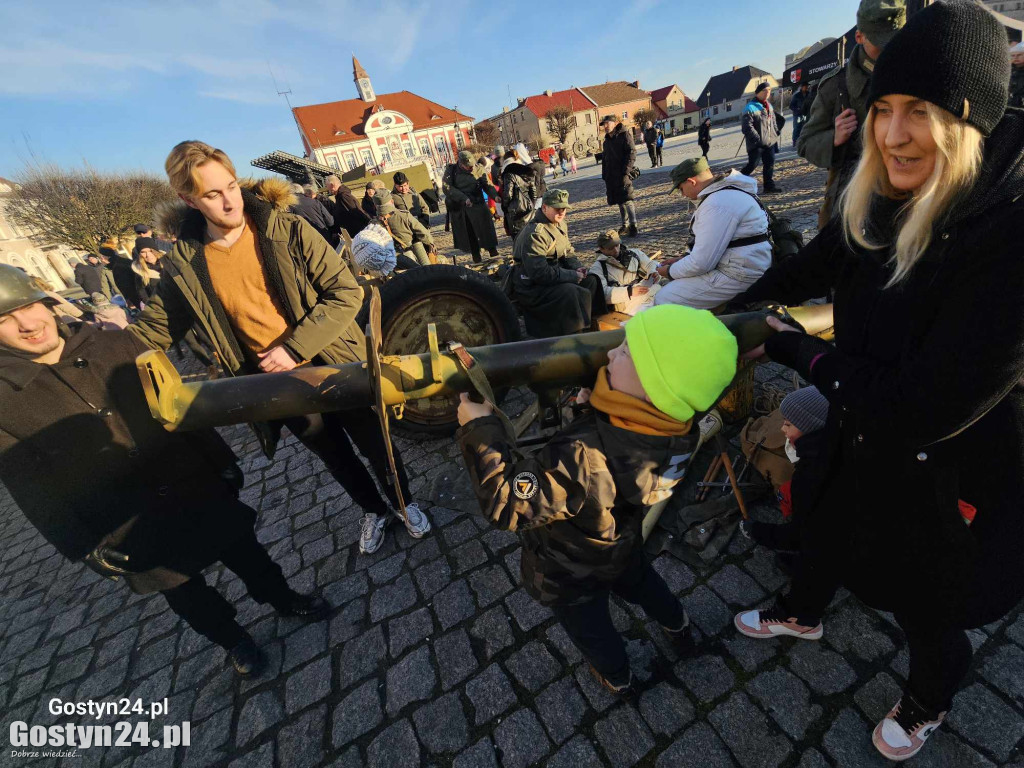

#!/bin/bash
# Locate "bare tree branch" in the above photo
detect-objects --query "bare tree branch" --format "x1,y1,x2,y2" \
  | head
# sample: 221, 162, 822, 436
544, 106, 577, 144
7, 162, 176, 254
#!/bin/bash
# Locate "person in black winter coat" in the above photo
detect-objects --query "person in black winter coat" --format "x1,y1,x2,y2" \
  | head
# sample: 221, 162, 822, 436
730, 3, 1024, 761
530, 157, 548, 200
325, 175, 370, 239
642, 121, 659, 167
740, 82, 783, 193
288, 184, 335, 242
100, 246, 142, 308
0, 273, 330, 677
697, 118, 712, 158
600, 115, 639, 236
73, 254, 117, 300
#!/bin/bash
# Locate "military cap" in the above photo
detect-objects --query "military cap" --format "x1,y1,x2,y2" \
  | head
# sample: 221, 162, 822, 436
0, 264, 49, 317
393, 171, 408, 184
377, 198, 396, 216
458, 150, 474, 164
857, 0, 906, 49
596, 229, 620, 251
599, 114, 617, 125
542, 189, 571, 209
375, 189, 393, 206
667, 156, 710, 194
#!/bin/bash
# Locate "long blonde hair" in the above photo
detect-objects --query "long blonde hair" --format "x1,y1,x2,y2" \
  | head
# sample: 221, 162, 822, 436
840, 102, 984, 287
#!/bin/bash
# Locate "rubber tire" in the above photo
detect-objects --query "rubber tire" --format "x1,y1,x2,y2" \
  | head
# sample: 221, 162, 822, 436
356, 264, 521, 435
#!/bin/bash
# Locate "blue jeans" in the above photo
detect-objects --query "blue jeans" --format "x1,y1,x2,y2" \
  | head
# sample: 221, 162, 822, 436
741, 145, 776, 188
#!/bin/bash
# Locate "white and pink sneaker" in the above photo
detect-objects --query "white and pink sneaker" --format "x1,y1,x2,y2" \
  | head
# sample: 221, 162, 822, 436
872, 695, 946, 761
734, 608, 823, 640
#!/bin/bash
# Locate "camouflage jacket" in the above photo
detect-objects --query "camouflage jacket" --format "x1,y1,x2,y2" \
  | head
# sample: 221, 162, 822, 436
457, 411, 698, 605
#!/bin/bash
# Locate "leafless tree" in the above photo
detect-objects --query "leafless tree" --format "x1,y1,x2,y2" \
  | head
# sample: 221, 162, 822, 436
632, 107, 659, 131
6, 162, 176, 253
473, 121, 500, 149
545, 106, 577, 144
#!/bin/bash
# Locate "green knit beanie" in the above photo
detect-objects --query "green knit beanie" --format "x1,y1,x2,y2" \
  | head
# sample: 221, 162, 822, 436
624, 305, 738, 422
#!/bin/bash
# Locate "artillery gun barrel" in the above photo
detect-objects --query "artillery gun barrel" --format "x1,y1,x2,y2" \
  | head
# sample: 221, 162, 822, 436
136, 305, 834, 432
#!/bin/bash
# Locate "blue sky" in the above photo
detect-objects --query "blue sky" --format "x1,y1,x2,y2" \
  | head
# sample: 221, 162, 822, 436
0, 0, 859, 179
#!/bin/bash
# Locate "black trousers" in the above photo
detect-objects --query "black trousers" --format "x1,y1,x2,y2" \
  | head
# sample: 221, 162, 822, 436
551, 554, 687, 687
162, 526, 292, 649
741, 145, 776, 187
647, 144, 658, 166
781, 555, 972, 712
281, 406, 410, 518
699, 141, 710, 158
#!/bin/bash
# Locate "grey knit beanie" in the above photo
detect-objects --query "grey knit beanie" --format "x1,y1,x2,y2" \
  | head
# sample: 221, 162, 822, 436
780, 386, 829, 434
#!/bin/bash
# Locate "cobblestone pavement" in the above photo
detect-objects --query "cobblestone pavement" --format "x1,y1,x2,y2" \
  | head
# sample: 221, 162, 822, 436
2, 159, 1022, 768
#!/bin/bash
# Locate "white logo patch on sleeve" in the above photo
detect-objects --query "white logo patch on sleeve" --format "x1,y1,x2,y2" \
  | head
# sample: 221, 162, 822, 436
512, 471, 540, 500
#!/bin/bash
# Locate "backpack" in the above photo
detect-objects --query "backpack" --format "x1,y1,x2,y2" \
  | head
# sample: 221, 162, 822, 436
739, 409, 795, 491
702, 185, 804, 265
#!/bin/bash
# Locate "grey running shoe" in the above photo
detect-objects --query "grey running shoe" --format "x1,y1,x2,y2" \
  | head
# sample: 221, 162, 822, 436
396, 502, 431, 538
359, 513, 387, 554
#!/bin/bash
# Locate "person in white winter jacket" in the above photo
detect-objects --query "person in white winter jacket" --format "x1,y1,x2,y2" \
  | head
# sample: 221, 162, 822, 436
655, 157, 772, 310
588, 230, 660, 314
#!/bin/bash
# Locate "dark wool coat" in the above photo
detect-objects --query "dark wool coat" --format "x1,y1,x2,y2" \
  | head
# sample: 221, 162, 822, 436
0, 324, 250, 583
443, 163, 499, 253
735, 111, 1024, 628
289, 194, 335, 242
458, 411, 699, 605
601, 124, 636, 205
530, 160, 548, 199
332, 185, 371, 238
698, 122, 712, 147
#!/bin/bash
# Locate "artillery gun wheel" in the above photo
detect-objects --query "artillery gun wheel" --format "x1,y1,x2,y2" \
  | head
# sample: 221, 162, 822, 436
357, 265, 521, 434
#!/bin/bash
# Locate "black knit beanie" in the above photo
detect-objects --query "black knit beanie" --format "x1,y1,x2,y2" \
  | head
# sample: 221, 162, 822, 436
868, 0, 1010, 136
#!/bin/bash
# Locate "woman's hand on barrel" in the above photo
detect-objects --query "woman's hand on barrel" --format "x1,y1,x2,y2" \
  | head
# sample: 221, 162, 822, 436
742, 315, 801, 361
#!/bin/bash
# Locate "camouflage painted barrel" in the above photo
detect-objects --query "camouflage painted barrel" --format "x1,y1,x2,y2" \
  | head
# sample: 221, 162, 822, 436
715, 358, 757, 424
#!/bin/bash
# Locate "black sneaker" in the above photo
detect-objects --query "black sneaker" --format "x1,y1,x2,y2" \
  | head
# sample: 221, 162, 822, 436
589, 664, 635, 697
763, 184, 782, 194
275, 592, 330, 620
661, 613, 695, 655
227, 634, 264, 676
627, 225, 639, 237
617, 225, 628, 235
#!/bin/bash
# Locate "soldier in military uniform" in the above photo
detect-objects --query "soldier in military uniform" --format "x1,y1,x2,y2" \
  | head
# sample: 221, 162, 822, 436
456, 304, 739, 693
797, 0, 906, 228
374, 191, 436, 268
443, 150, 499, 263
391, 171, 430, 228
511, 189, 596, 338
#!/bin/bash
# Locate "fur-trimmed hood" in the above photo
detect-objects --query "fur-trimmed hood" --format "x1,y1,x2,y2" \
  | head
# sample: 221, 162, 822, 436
155, 177, 297, 237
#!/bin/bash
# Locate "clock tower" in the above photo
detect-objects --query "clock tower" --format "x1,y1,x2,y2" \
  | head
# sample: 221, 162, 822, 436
353, 55, 375, 103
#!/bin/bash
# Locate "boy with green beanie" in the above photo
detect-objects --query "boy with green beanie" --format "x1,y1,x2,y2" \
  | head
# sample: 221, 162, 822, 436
456, 305, 738, 693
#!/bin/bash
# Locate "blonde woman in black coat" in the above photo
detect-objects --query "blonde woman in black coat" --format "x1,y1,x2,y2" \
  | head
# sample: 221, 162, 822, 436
730, 3, 1024, 761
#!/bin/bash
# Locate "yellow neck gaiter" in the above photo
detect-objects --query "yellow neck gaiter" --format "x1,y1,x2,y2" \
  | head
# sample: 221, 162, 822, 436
589, 367, 692, 437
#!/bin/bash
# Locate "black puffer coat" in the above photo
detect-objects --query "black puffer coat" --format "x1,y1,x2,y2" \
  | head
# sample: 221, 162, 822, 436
601, 124, 636, 205
736, 110, 1024, 628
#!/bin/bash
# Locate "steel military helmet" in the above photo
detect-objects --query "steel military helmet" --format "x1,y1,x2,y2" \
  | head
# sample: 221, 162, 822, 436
0, 264, 49, 316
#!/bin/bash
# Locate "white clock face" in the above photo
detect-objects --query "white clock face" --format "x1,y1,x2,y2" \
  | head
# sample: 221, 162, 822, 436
381, 116, 392, 125
360, 79, 371, 89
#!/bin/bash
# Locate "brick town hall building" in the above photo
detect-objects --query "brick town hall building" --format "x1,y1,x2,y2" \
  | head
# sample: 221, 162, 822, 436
290, 57, 474, 177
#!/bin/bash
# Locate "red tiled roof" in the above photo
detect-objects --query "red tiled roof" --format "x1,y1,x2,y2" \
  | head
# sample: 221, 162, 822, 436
683, 96, 700, 112
650, 85, 677, 102
293, 91, 473, 148
654, 103, 669, 119
521, 88, 596, 119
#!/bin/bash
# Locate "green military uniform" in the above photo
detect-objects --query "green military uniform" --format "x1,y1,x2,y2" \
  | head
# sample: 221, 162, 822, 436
511, 189, 591, 338
797, 0, 905, 227
443, 151, 499, 261
392, 187, 430, 228
380, 196, 434, 267
457, 410, 698, 605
